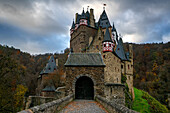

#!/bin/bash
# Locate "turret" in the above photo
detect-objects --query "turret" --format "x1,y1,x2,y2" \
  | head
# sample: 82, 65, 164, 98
112, 22, 118, 42
70, 20, 75, 35
111, 22, 118, 48
103, 27, 113, 52
79, 9, 88, 26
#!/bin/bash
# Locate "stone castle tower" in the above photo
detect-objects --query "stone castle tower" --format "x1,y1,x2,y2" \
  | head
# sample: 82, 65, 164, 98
68, 7, 134, 102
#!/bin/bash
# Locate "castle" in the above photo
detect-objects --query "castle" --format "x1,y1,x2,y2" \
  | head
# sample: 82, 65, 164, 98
37, 7, 134, 105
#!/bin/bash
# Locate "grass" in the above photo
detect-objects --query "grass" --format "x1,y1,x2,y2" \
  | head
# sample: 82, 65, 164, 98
132, 87, 151, 113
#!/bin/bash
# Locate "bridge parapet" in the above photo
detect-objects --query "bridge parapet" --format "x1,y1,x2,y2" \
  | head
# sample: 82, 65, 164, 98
18, 94, 74, 113
95, 95, 138, 113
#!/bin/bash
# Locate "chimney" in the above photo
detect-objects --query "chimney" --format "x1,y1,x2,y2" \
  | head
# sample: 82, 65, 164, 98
90, 8, 95, 27
75, 13, 78, 23
56, 59, 58, 67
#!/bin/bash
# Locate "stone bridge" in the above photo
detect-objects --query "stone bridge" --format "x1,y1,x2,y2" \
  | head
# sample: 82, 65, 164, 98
18, 94, 138, 113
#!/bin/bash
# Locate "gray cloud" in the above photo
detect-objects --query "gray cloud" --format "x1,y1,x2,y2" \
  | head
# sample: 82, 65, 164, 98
0, 0, 169, 54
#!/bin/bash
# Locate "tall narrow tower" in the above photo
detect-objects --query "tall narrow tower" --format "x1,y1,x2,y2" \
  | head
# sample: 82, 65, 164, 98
103, 27, 113, 52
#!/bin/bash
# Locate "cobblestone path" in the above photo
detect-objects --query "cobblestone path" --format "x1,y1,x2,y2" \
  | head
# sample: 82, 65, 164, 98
59, 100, 108, 113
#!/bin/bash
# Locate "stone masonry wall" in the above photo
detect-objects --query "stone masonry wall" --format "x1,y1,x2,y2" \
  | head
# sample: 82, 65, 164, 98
18, 94, 74, 113
102, 52, 121, 84
70, 25, 97, 52
95, 95, 138, 113
65, 66, 105, 97
105, 84, 125, 105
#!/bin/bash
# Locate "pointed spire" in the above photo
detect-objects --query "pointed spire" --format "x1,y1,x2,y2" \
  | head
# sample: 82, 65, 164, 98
103, 27, 113, 42
81, 8, 86, 19
71, 19, 75, 29
98, 10, 111, 28
112, 22, 116, 32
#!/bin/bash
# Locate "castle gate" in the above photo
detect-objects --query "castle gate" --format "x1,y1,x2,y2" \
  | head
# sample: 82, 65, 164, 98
75, 76, 94, 100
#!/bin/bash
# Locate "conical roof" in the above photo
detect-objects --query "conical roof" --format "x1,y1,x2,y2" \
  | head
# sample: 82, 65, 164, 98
112, 22, 116, 32
115, 38, 128, 61
103, 27, 113, 42
80, 9, 86, 19
40, 55, 57, 75
98, 10, 111, 28
71, 20, 75, 29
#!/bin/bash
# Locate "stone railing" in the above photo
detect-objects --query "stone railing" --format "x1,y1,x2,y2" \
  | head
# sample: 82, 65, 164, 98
95, 95, 138, 113
18, 94, 74, 113
23, 96, 56, 109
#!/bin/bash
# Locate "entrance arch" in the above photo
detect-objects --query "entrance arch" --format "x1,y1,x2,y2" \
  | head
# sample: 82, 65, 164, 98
75, 76, 94, 100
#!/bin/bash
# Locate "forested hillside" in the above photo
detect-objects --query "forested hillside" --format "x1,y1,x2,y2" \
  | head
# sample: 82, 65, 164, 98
0, 45, 68, 112
132, 42, 170, 108
0, 42, 169, 112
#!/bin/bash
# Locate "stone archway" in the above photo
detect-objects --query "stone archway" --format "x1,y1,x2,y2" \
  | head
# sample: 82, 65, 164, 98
75, 76, 94, 100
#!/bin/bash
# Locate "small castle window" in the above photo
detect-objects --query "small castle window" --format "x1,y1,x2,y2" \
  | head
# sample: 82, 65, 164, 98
96, 45, 99, 49
99, 37, 101, 40
128, 64, 130, 69
121, 65, 123, 69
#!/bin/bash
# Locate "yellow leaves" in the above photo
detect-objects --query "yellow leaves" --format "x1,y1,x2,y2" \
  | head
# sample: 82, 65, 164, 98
152, 62, 158, 73
16, 50, 20, 55
14, 84, 28, 108
47, 56, 51, 60
141, 78, 145, 82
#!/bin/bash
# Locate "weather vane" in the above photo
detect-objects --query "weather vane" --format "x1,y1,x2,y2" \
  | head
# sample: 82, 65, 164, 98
87, 6, 89, 11
103, 4, 106, 10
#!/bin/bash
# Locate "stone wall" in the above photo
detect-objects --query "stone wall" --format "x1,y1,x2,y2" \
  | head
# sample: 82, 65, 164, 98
104, 83, 125, 105
23, 96, 55, 109
95, 95, 138, 113
102, 52, 121, 84
70, 25, 97, 52
65, 66, 105, 97
19, 94, 74, 113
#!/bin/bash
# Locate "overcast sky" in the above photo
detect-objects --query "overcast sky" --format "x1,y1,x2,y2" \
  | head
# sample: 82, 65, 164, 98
0, 0, 169, 54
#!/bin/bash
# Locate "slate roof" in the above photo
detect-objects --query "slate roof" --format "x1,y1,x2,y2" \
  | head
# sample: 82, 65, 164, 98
103, 27, 113, 42
98, 10, 111, 28
115, 38, 128, 61
112, 22, 116, 32
65, 53, 105, 67
71, 20, 75, 29
42, 85, 55, 92
40, 55, 57, 75
80, 9, 86, 19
